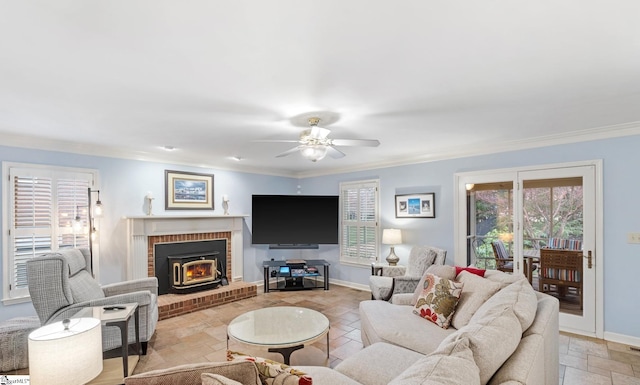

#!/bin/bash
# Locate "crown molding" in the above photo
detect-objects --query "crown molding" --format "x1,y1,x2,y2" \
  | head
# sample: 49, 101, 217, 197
3, 121, 640, 180
294, 121, 640, 178
0, 134, 299, 178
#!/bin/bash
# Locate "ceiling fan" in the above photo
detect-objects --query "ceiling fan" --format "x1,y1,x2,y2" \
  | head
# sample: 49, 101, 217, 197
259, 117, 381, 162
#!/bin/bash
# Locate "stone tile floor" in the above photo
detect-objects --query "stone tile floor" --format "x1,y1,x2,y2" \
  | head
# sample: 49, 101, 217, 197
4, 285, 638, 384
134, 285, 640, 385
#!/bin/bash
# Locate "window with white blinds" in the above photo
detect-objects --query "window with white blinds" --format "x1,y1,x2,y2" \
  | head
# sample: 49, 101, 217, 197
339, 180, 379, 266
4, 164, 96, 300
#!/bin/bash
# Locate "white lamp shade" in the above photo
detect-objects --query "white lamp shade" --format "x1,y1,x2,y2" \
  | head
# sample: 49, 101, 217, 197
382, 229, 402, 245
300, 145, 328, 162
28, 317, 103, 385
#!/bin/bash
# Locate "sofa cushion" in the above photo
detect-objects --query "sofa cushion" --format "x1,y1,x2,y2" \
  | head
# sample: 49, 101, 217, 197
360, 300, 455, 355
411, 265, 456, 305
455, 266, 486, 277
227, 351, 312, 385
331, 342, 423, 385
202, 373, 243, 385
442, 307, 521, 385
389, 337, 481, 385
293, 367, 362, 385
471, 277, 538, 333
482, 270, 523, 288
450, 271, 502, 330
413, 274, 463, 329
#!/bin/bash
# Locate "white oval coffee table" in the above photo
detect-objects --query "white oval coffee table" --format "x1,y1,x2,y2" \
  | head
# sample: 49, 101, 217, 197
227, 306, 330, 364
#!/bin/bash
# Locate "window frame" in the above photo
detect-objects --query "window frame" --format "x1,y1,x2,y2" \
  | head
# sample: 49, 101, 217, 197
2, 162, 99, 304
339, 179, 380, 266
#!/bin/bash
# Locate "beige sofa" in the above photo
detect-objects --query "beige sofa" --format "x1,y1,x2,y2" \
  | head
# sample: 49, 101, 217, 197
126, 269, 559, 385
298, 269, 559, 385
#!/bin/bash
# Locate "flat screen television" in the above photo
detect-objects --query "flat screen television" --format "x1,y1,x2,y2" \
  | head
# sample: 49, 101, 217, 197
251, 195, 339, 247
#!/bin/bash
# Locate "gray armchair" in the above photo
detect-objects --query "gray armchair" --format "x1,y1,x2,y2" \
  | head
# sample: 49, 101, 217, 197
369, 246, 447, 301
26, 248, 158, 354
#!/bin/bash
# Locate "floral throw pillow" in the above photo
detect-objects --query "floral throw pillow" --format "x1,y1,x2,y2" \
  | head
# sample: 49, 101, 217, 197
413, 273, 464, 329
227, 351, 312, 385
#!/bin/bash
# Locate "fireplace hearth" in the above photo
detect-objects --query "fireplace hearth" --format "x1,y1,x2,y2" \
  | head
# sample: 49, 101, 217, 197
126, 216, 257, 319
168, 252, 220, 294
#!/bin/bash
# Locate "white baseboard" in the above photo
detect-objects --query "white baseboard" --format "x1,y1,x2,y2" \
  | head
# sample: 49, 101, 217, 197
328, 279, 370, 292
604, 332, 640, 349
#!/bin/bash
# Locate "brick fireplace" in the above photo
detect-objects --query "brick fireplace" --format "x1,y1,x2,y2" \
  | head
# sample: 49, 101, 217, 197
148, 232, 231, 294
126, 215, 256, 320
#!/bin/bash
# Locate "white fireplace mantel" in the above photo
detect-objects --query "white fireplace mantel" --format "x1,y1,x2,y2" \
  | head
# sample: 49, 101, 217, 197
125, 215, 248, 282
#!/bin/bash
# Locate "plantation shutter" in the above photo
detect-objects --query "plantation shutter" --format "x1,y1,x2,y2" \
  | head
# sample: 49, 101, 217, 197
12, 173, 53, 295
56, 177, 90, 250
7, 166, 93, 299
340, 180, 379, 265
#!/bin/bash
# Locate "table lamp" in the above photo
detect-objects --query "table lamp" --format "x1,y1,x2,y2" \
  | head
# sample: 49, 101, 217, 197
28, 317, 103, 385
382, 228, 402, 266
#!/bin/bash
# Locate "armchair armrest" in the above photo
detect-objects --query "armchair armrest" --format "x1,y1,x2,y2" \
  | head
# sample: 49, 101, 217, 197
102, 277, 158, 297
389, 276, 421, 296
48, 291, 154, 323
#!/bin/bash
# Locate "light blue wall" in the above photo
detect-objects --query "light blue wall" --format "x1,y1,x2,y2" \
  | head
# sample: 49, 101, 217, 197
2, 134, 640, 341
0, 145, 298, 321
301, 134, 640, 340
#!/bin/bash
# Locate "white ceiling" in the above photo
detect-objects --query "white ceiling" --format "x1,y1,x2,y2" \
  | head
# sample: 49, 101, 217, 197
1, 1, 640, 177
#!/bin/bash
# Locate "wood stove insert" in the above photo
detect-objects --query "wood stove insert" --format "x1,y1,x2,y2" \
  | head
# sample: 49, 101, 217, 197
168, 252, 221, 294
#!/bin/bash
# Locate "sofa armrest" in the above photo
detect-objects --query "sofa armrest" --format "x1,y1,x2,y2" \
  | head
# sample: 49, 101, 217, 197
124, 361, 261, 385
102, 277, 158, 297
390, 293, 414, 305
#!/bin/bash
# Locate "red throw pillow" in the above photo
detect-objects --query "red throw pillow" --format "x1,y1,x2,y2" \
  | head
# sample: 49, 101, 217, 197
455, 266, 486, 277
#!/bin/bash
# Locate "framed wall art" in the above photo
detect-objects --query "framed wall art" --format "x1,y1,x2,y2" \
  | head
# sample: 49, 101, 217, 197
165, 170, 214, 210
395, 193, 435, 218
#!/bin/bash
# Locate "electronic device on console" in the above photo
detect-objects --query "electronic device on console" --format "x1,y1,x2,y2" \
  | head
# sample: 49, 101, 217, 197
285, 259, 306, 270
278, 266, 291, 277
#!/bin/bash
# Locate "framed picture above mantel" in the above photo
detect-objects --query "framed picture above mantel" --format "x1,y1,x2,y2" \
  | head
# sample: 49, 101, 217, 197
165, 170, 214, 210
395, 193, 435, 218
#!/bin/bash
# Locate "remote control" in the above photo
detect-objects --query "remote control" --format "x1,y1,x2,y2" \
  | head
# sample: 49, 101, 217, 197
103, 306, 126, 311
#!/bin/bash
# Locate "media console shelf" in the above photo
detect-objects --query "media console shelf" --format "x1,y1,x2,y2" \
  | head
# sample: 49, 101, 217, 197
262, 259, 330, 293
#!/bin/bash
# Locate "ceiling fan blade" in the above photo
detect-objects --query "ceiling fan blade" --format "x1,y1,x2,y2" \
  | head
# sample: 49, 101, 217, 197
327, 146, 346, 159
253, 139, 300, 143
309, 126, 331, 139
275, 146, 303, 158
331, 138, 380, 147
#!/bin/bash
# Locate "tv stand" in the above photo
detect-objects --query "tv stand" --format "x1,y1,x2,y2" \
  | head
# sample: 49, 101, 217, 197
262, 259, 330, 293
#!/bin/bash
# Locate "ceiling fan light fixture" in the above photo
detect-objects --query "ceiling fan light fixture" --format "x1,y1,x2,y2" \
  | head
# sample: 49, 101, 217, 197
300, 145, 328, 162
